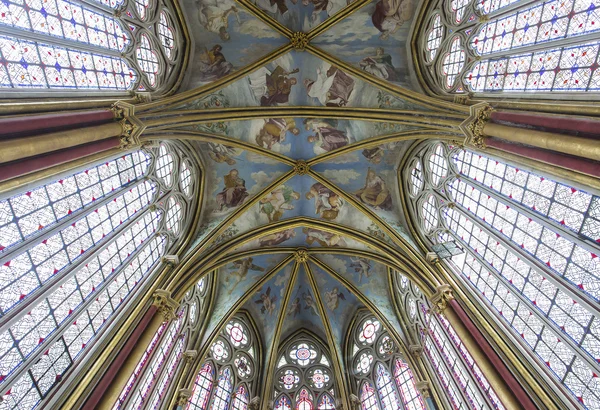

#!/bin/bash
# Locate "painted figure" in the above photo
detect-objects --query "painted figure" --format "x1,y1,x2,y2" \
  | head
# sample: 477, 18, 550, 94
288, 297, 301, 317
362, 147, 385, 164
259, 229, 296, 246
304, 119, 349, 152
304, 0, 349, 23
359, 47, 398, 81
259, 66, 300, 106
198, 45, 233, 82
303, 228, 347, 247
354, 168, 392, 210
324, 287, 346, 310
255, 118, 299, 150
350, 257, 372, 282
226, 258, 265, 294
303, 292, 319, 316
305, 66, 354, 107
197, 0, 240, 41
305, 182, 344, 220
259, 185, 300, 222
371, 0, 415, 40
207, 143, 238, 165
216, 169, 249, 210
255, 286, 277, 315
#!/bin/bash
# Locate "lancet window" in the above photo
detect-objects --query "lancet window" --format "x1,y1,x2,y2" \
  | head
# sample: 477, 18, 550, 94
273, 332, 337, 410
347, 311, 426, 410
393, 274, 504, 410
114, 274, 213, 409
403, 141, 600, 409
0, 0, 183, 94
0, 141, 200, 410
187, 313, 260, 410
418, 0, 600, 96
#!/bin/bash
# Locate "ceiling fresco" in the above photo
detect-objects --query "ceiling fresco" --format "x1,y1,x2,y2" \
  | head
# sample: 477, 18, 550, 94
158, 0, 447, 388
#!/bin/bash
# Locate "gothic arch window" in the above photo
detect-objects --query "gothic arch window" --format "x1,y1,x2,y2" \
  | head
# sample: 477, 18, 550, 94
0, 0, 184, 96
403, 140, 600, 409
187, 313, 260, 410
417, 0, 600, 98
0, 141, 200, 409
273, 332, 337, 410
347, 311, 426, 410
115, 274, 213, 409
392, 275, 505, 410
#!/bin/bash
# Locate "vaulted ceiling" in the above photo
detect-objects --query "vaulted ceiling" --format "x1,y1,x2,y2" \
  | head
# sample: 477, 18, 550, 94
142, 0, 465, 390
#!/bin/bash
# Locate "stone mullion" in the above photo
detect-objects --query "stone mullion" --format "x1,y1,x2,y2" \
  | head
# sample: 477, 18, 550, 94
439, 220, 600, 381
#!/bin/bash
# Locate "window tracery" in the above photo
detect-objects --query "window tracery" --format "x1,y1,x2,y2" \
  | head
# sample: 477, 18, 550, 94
392, 275, 504, 410
274, 332, 337, 410
0, 141, 200, 410
347, 311, 426, 410
403, 141, 600, 409
0, 0, 183, 94
417, 0, 600, 96
187, 313, 260, 410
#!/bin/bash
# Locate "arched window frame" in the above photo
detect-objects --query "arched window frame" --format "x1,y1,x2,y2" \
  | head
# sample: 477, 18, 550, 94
346, 310, 426, 410
0, 141, 201, 410
392, 273, 505, 410
415, 0, 600, 100
187, 312, 261, 410
402, 140, 600, 409
0, 0, 185, 97
114, 273, 214, 410
272, 331, 338, 410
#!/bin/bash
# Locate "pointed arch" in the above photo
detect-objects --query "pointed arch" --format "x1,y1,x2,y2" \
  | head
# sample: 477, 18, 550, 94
187, 312, 261, 410
0, 0, 187, 96
0, 140, 202, 409
346, 310, 426, 410
273, 330, 338, 410
415, 0, 600, 99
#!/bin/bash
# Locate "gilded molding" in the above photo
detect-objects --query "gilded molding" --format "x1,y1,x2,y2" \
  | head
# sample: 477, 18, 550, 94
176, 388, 193, 406
430, 284, 454, 313
459, 102, 493, 149
152, 289, 179, 321
291, 32, 309, 50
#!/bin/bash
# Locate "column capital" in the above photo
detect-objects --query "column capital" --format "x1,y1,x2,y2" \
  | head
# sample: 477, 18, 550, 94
183, 350, 197, 363
152, 289, 179, 321
430, 284, 454, 313
162, 255, 180, 268
415, 380, 432, 399
249, 397, 261, 410
409, 344, 424, 358
349, 394, 360, 408
425, 252, 440, 264
459, 102, 493, 150
111, 101, 146, 150
176, 388, 193, 406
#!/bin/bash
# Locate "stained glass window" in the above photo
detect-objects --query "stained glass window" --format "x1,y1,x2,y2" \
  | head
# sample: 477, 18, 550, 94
188, 314, 259, 410
188, 364, 214, 410
403, 141, 600, 409
0, 0, 182, 93
275, 395, 293, 410
0, 143, 199, 410
360, 382, 380, 410
349, 312, 426, 410
274, 333, 337, 409
419, 0, 600, 95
